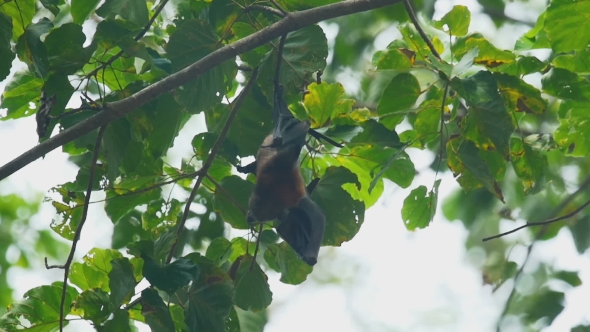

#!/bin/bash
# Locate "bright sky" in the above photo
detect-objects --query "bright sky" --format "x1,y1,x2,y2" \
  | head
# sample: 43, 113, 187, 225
1, 0, 589, 331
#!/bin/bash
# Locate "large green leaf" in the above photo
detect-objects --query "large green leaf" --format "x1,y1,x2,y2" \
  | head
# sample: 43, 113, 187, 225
302, 82, 355, 128
0, 13, 14, 81
452, 71, 515, 158
212, 176, 252, 230
542, 68, 590, 101
0, 71, 43, 120
141, 288, 175, 332
258, 25, 328, 100
109, 257, 137, 308
233, 255, 273, 311
509, 138, 547, 194
96, 0, 149, 27
433, 5, 471, 36
264, 242, 313, 285
554, 100, 590, 156
184, 254, 234, 332
446, 136, 504, 201
142, 256, 197, 294
15, 18, 53, 78
69, 248, 124, 292
544, 0, 590, 52
71, 0, 101, 24
311, 167, 364, 246
401, 180, 441, 230
71, 289, 111, 325
167, 19, 236, 114
44, 23, 97, 75
377, 73, 421, 129
0, 282, 78, 330
0, 0, 35, 41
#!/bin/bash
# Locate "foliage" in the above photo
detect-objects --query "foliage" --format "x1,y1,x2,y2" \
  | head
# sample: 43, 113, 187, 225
0, 0, 589, 331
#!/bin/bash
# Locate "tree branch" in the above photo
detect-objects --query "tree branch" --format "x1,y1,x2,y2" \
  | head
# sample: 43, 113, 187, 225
52, 126, 106, 332
491, 174, 590, 331
482, 197, 590, 242
0, 0, 401, 181
165, 68, 260, 264
403, 0, 440, 59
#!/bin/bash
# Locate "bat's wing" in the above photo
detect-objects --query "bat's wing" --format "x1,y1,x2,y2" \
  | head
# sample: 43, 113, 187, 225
276, 196, 325, 266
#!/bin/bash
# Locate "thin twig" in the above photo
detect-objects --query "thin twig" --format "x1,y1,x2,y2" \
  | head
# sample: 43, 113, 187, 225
493, 175, 590, 331
269, 0, 288, 15
249, 224, 263, 271
56, 125, 106, 332
0, 0, 401, 181
165, 68, 260, 264
482, 198, 590, 242
246, 4, 285, 17
403, 0, 440, 60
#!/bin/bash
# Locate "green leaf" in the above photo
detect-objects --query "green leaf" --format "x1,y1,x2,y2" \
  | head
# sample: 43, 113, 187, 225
235, 307, 267, 332
349, 120, 402, 148
170, 305, 188, 331
230, 22, 271, 66
452, 71, 514, 158
332, 146, 392, 206
168, 19, 236, 114
544, 0, 590, 52
258, 25, 328, 99
224, 92, 273, 156
494, 73, 547, 115
40, 0, 59, 15
98, 309, 132, 332
570, 216, 590, 254
510, 138, 547, 194
109, 258, 137, 308
0, 0, 35, 41
542, 68, 590, 101
72, 0, 101, 24
212, 176, 252, 230
401, 180, 441, 230
184, 254, 234, 332
44, 23, 97, 75
15, 18, 53, 78
104, 182, 161, 224
142, 256, 197, 294
554, 100, 590, 156
433, 5, 471, 36
233, 255, 273, 311
0, 13, 14, 81
0, 71, 43, 120
71, 289, 111, 325
553, 49, 590, 74
372, 45, 415, 71
302, 82, 355, 128
453, 33, 515, 69
264, 242, 313, 285
311, 167, 365, 246
446, 136, 505, 201
553, 270, 582, 287
206, 237, 233, 266
226, 306, 241, 332
1, 282, 78, 330
377, 73, 421, 129
69, 248, 124, 292
96, 0, 149, 27
94, 19, 152, 63
148, 94, 185, 158
141, 288, 175, 332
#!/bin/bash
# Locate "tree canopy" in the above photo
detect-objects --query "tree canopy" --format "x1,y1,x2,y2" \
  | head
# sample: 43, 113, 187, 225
1, 0, 590, 331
